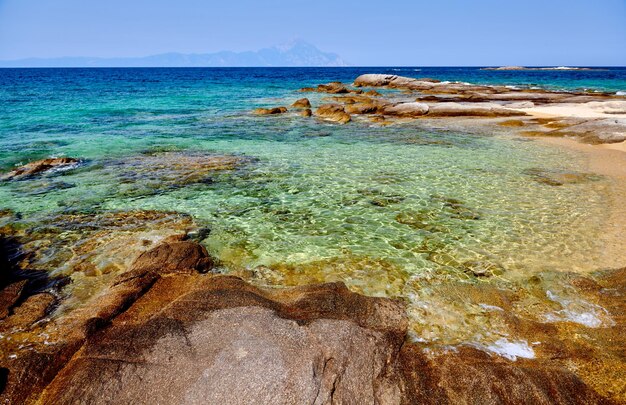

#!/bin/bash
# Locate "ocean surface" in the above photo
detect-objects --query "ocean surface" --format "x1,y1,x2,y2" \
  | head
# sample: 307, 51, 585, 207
1, 67, 625, 346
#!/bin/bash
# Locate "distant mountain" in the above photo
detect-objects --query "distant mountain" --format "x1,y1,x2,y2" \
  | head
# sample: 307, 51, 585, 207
0, 40, 349, 68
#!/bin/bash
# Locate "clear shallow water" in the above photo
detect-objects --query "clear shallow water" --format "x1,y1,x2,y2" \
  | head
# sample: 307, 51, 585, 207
0, 67, 623, 346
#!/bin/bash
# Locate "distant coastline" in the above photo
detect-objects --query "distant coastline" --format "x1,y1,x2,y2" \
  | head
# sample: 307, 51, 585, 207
482, 66, 603, 71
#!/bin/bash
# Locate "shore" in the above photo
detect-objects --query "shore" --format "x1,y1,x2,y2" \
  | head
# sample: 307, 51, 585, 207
1, 73, 625, 404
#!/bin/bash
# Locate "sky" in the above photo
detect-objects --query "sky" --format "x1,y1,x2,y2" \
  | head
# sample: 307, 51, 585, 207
0, 0, 625, 66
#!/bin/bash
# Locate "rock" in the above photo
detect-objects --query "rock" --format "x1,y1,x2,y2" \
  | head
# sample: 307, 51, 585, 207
427, 103, 527, 117
130, 238, 216, 274
498, 119, 526, 127
383, 102, 430, 117
0, 238, 617, 404
398, 345, 611, 405
353, 74, 436, 91
462, 260, 504, 277
523, 168, 598, 186
104, 151, 249, 198
315, 103, 351, 124
299, 108, 312, 117
317, 82, 350, 94
253, 107, 288, 115
36, 275, 408, 405
0, 280, 27, 319
345, 102, 381, 114
291, 98, 311, 108
1, 157, 80, 181
2, 292, 56, 328
365, 89, 382, 96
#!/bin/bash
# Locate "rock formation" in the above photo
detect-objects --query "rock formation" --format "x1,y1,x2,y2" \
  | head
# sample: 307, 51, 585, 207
0, 237, 619, 404
315, 104, 351, 124
1, 157, 80, 181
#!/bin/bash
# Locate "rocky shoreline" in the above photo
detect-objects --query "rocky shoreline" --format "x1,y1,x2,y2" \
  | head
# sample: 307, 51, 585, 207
1, 74, 626, 403
1, 233, 622, 404
253, 73, 626, 145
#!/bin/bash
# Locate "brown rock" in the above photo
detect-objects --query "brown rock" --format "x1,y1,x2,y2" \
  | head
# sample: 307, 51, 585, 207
130, 239, 216, 274
3, 292, 56, 328
38, 275, 407, 405
399, 345, 611, 405
383, 102, 430, 117
253, 106, 288, 115
0, 280, 27, 319
365, 89, 382, 96
299, 108, 312, 117
1, 157, 80, 181
291, 98, 311, 108
315, 103, 351, 124
317, 81, 350, 94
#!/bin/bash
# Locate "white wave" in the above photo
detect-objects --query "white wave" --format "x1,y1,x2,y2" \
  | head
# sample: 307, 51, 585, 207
544, 290, 614, 328
479, 303, 504, 312
617, 91, 626, 96
483, 338, 535, 361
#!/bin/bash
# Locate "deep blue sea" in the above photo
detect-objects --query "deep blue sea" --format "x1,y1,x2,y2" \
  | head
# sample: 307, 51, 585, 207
1, 67, 624, 346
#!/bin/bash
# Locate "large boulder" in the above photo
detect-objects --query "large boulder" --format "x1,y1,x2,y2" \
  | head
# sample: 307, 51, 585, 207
1, 157, 80, 181
36, 275, 408, 405
315, 104, 351, 124
130, 238, 216, 274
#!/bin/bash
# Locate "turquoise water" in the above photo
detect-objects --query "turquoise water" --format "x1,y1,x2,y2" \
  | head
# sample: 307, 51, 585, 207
1, 67, 623, 345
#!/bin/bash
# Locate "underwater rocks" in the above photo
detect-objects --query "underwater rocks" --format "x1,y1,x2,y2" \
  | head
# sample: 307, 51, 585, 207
104, 151, 249, 198
524, 168, 599, 186
1, 157, 80, 181
315, 103, 351, 124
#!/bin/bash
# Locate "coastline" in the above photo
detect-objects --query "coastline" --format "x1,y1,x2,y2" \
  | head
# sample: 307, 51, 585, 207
1, 72, 626, 403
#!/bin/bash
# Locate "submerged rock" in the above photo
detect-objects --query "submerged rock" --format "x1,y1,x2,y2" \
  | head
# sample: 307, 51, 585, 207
524, 168, 599, 186
299, 108, 312, 117
315, 103, 351, 124
1, 157, 80, 181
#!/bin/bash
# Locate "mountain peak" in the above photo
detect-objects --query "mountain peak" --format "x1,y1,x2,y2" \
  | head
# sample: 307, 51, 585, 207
0, 41, 349, 68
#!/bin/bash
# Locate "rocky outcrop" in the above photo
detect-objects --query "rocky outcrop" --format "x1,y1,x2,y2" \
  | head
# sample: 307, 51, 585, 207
427, 102, 526, 117
291, 98, 311, 108
0, 239, 618, 404
1, 157, 80, 181
253, 106, 288, 115
315, 103, 351, 124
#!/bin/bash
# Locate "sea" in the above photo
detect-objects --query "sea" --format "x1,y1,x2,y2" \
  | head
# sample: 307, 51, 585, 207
1, 67, 625, 346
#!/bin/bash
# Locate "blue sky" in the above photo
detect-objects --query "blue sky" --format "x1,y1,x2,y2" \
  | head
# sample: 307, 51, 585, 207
0, 0, 624, 65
